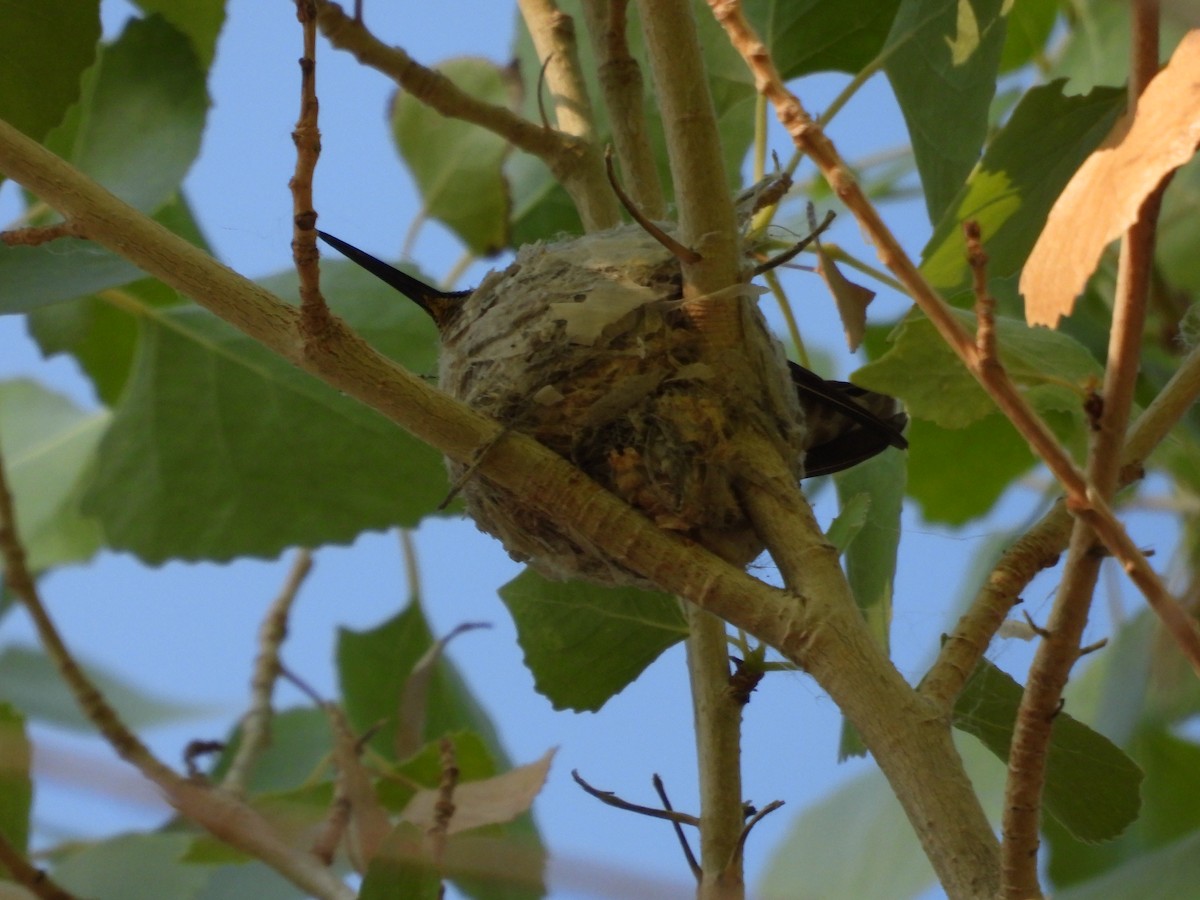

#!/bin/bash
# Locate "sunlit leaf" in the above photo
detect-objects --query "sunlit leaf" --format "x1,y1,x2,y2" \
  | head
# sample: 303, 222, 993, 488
392, 58, 512, 256
883, 0, 1008, 223
920, 82, 1125, 297
1023, 32, 1200, 326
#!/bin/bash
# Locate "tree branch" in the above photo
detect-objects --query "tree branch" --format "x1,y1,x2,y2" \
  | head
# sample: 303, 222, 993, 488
684, 605, 746, 899
314, 0, 617, 231
705, 0, 1200, 677
0, 830, 78, 900
1002, 7, 1166, 896
0, 433, 353, 900
222, 548, 314, 795
733, 433, 1000, 899
635, 0, 743, 349
579, 0, 665, 218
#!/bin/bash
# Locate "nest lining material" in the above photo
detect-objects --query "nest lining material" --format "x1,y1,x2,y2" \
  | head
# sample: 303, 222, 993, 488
439, 224, 806, 588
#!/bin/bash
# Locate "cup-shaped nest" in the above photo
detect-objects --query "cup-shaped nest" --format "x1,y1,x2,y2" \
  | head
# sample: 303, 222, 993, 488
438, 224, 806, 588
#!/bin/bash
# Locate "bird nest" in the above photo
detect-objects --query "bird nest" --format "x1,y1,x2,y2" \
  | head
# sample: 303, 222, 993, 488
438, 224, 806, 588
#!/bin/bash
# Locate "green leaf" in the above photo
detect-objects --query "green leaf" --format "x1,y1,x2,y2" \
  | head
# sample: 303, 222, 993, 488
359, 824, 443, 900
834, 447, 905, 633
43, 14, 209, 214
825, 491, 870, 553
379, 731, 499, 812
0, 192, 208, 318
0, 379, 106, 571
0, 645, 214, 731
953, 657, 1143, 843
193, 861, 306, 900
392, 58, 511, 256
1055, 828, 1200, 900
0, 0, 99, 143
747, 0, 903, 78
0, 703, 32, 860
337, 600, 510, 767
759, 732, 1007, 898
131, 0, 226, 69
920, 82, 1125, 297
1050, 0, 1190, 95
0, 240, 143, 315
998, 0, 1057, 74
906, 414, 1034, 524
498, 568, 688, 712
883, 0, 1008, 223
209, 707, 334, 793
834, 448, 905, 757
1047, 728, 1200, 889
52, 833, 210, 900
80, 265, 450, 562
855, 307, 1103, 429
24, 194, 210, 404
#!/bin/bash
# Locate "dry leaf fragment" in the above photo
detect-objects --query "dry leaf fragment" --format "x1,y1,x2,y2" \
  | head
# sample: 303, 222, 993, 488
1022, 29, 1200, 327
817, 244, 876, 351
400, 748, 556, 835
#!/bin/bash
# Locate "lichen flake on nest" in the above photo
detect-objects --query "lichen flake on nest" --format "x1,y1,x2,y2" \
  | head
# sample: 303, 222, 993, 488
439, 223, 805, 587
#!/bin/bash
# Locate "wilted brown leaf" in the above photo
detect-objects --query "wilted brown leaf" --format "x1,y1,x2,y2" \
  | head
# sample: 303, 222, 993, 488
817, 245, 876, 351
400, 748, 555, 835
1022, 29, 1200, 327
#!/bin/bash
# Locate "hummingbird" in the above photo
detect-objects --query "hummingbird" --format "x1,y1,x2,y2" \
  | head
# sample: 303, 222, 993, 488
316, 230, 907, 478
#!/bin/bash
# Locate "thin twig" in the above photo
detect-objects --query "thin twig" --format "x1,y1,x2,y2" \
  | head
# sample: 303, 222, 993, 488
518, 0, 596, 141
0, 221, 82, 246
571, 769, 700, 827
0, 831, 79, 900
579, 0, 665, 218
314, 0, 618, 231
964, 221, 998, 360
0, 439, 353, 900
222, 548, 315, 795
292, 0, 330, 340
604, 146, 700, 262
428, 737, 459, 869
726, 799, 783, 873
652, 773, 701, 879
751, 209, 834, 276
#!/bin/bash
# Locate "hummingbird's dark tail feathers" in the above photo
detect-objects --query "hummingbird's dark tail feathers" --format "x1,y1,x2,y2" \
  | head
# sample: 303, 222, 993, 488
787, 360, 908, 478
316, 230, 468, 327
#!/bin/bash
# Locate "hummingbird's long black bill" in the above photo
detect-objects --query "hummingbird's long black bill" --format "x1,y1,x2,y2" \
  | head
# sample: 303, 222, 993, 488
316, 230, 468, 327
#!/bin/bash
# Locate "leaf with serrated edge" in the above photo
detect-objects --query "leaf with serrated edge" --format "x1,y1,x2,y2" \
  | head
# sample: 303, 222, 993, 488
401, 749, 555, 837
953, 657, 1143, 843
883, 0, 1008, 223
499, 568, 687, 712
854, 307, 1101, 429
1023, 31, 1200, 326
920, 82, 1125, 296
